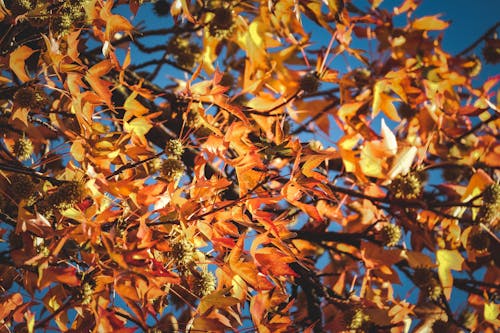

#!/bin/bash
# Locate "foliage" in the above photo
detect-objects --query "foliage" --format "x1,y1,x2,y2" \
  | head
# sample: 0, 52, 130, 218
0, 0, 499, 332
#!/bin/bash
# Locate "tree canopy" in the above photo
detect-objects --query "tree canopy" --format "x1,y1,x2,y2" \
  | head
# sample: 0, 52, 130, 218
0, 0, 499, 332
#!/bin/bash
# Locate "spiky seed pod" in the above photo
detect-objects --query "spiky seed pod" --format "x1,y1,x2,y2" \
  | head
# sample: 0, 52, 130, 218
193, 271, 217, 297
343, 307, 369, 331
13, 87, 34, 107
482, 38, 500, 64
352, 68, 371, 85
154, 0, 170, 16
51, 14, 73, 35
208, 7, 234, 37
166, 36, 201, 69
483, 183, 500, 205
170, 239, 195, 273
186, 110, 203, 129
148, 158, 163, 174
28, 5, 50, 28
427, 283, 443, 301
177, 46, 201, 70
161, 158, 185, 182
50, 181, 85, 211
165, 139, 184, 158
9, 174, 36, 200
380, 223, 401, 247
12, 137, 34, 161
299, 71, 321, 93
13, 86, 48, 109
476, 204, 498, 227
432, 320, 450, 332
413, 267, 442, 301
476, 184, 500, 227
10, 0, 36, 15
36, 199, 54, 219
80, 282, 94, 305
389, 172, 423, 200
413, 267, 435, 288
468, 230, 490, 252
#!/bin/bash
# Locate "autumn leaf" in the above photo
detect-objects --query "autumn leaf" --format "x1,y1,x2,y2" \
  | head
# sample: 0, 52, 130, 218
484, 302, 500, 328
372, 81, 401, 121
436, 249, 464, 299
412, 15, 450, 31
9, 46, 35, 82
198, 287, 240, 314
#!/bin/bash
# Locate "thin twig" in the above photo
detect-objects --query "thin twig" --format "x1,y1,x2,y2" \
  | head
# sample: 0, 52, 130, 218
457, 21, 500, 57
106, 151, 164, 180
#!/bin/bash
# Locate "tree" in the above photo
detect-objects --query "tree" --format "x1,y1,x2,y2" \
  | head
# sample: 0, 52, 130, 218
0, 0, 499, 331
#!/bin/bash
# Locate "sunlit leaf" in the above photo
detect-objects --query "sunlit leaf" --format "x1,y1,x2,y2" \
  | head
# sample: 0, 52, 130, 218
436, 249, 464, 299
412, 15, 449, 31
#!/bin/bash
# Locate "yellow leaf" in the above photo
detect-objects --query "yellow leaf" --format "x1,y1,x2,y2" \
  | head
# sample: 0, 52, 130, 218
360, 143, 384, 178
70, 140, 86, 162
124, 117, 152, 139
372, 81, 401, 120
9, 46, 35, 82
124, 92, 149, 122
338, 102, 364, 122
484, 302, 500, 328
436, 249, 464, 300
412, 15, 449, 31
198, 288, 240, 314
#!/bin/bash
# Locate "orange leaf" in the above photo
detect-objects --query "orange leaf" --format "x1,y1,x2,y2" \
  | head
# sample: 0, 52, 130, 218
86, 60, 114, 106
9, 46, 35, 82
372, 81, 401, 120
39, 266, 80, 289
0, 293, 23, 322
254, 248, 298, 277
412, 15, 449, 31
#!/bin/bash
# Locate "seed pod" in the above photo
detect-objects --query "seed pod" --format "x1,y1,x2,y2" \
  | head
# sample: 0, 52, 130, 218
165, 139, 184, 158
468, 230, 490, 252
9, 174, 35, 200
160, 158, 185, 182
432, 320, 449, 331
482, 38, 500, 64
299, 71, 321, 93
192, 271, 217, 297
10, 0, 36, 15
170, 239, 195, 273
13, 87, 46, 108
343, 307, 369, 331
380, 223, 402, 247
153, 0, 170, 16
389, 171, 423, 200
49, 181, 85, 211
12, 137, 34, 161
208, 7, 234, 37
476, 184, 500, 227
